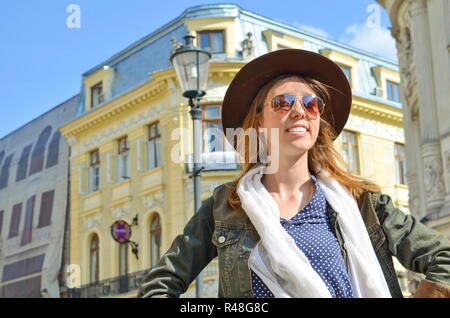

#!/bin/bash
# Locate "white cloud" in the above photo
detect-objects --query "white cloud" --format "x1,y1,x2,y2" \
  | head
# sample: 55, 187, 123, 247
292, 22, 330, 38
339, 23, 398, 61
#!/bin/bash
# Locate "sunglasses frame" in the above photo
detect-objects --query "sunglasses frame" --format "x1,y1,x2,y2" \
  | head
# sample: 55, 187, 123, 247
266, 94, 326, 116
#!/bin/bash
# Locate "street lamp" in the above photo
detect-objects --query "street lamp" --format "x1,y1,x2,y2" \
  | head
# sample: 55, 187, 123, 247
170, 34, 211, 298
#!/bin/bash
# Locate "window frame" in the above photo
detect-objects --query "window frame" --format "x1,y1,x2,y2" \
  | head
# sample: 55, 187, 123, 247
394, 143, 407, 185
117, 136, 130, 181
21, 195, 36, 246
341, 130, 360, 175
147, 122, 162, 170
202, 104, 230, 153
8, 202, 22, 239
38, 190, 55, 228
337, 63, 352, 87
150, 214, 162, 268
91, 82, 104, 109
89, 235, 100, 283
89, 150, 101, 193
386, 80, 400, 103
197, 30, 226, 54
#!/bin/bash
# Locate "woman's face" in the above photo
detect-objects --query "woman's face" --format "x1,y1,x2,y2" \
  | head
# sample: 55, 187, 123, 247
260, 76, 321, 158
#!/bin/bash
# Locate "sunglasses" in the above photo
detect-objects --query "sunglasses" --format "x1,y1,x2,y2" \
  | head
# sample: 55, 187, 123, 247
267, 94, 325, 117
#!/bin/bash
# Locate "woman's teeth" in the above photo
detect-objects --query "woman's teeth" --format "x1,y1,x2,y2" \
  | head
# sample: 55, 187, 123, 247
287, 127, 307, 132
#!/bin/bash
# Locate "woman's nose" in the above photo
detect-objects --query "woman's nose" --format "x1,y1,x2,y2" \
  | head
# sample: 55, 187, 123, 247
289, 100, 306, 118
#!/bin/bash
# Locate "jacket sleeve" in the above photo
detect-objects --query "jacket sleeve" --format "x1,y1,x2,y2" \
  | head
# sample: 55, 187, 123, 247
137, 195, 217, 298
374, 192, 450, 290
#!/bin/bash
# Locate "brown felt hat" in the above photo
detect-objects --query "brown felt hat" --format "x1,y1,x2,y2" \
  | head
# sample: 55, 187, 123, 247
221, 49, 352, 149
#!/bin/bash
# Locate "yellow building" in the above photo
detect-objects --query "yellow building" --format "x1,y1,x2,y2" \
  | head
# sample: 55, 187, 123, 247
60, 4, 409, 297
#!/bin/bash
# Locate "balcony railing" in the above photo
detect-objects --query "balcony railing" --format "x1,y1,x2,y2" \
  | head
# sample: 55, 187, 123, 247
66, 269, 150, 298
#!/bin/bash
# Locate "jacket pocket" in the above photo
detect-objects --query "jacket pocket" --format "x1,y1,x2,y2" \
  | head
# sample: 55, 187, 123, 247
212, 226, 241, 247
211, 226, 243, 272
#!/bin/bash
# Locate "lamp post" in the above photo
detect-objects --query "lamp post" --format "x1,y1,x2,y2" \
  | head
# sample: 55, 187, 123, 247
170, 34, 211, 298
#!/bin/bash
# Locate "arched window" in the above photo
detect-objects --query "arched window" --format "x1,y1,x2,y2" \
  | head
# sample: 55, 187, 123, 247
46, 131, 61, 169
0, 151, 5, 168
29, 126, 52, 175
150, 214, 162, 267
89, 235, 99, 283
16, 144, 32, 182
0, 154, 14, 190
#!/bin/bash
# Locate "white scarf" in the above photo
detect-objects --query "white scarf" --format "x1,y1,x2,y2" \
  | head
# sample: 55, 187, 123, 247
237, 163, 392, 298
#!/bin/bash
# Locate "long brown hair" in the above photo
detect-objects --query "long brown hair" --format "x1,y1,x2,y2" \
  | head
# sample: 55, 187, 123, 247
226, 73, 381, 209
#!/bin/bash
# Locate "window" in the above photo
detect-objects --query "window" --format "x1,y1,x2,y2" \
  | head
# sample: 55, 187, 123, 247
150, 215, 162, 267
38, 190, 55, 228
147, 122, 162, 170
90, 235, 99, 283
117, 137, 130, 181
0, 210, 4, 238
198, 30, 225, 53
0, 151, 4, 168
203, 105, 232, 152
9, 203, 22, 238
0, 154, 13, 189
46, 131, 61, 168
338, 63, 352, 86
387, 80, 400, 102
21, 195, 35, 246
341, 130, 360, 175
91, 82, 104, 108
89, 150, 100, 192
29, 126, 52, 176
395, 143, 407, 185
16, 145, 32, 182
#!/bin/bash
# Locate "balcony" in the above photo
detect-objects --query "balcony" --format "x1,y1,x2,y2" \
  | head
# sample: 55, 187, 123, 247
66, 269, 150, 298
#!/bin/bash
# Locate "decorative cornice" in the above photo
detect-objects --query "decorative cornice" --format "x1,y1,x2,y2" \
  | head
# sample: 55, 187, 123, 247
352, 96, 403, 123
61, 63, 243, 139
62, 82, 168, 137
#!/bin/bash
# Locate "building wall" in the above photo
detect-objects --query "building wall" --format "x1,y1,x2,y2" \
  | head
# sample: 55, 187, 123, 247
0, 95, 78, 297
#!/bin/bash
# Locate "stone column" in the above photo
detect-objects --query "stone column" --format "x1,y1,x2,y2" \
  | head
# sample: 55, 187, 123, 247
426, 0, 450, 217
408, 0, 446, 218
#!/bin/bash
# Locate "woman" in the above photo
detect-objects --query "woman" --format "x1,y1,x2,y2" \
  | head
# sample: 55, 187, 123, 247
138, 49, 450, 298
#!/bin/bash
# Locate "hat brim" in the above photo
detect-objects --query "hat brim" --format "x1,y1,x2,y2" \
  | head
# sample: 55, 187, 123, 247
221, 49, 352, 149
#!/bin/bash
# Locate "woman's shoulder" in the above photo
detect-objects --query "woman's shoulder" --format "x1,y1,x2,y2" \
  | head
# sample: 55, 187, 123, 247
357, 188, 402, 225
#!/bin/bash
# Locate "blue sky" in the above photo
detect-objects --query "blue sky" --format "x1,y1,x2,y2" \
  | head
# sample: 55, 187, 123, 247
0, 0, 396, 139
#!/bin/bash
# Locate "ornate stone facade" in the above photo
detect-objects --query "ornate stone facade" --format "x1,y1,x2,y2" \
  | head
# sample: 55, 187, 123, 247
377, 0, 450, 228
377, 0, 450, 295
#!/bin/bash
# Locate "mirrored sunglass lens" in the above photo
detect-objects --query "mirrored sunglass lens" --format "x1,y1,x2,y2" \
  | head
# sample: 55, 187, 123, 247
271, 95, 294, 112
302, 96, 323, 114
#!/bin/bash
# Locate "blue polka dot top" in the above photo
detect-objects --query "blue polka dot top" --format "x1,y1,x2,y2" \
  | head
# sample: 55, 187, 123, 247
251, 175, 356, 298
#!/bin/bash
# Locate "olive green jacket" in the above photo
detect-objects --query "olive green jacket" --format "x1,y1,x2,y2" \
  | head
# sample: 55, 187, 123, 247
138, 182, 450, 298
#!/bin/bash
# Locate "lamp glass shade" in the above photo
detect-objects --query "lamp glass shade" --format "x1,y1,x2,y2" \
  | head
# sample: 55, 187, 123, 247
172, 50, 210, 93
